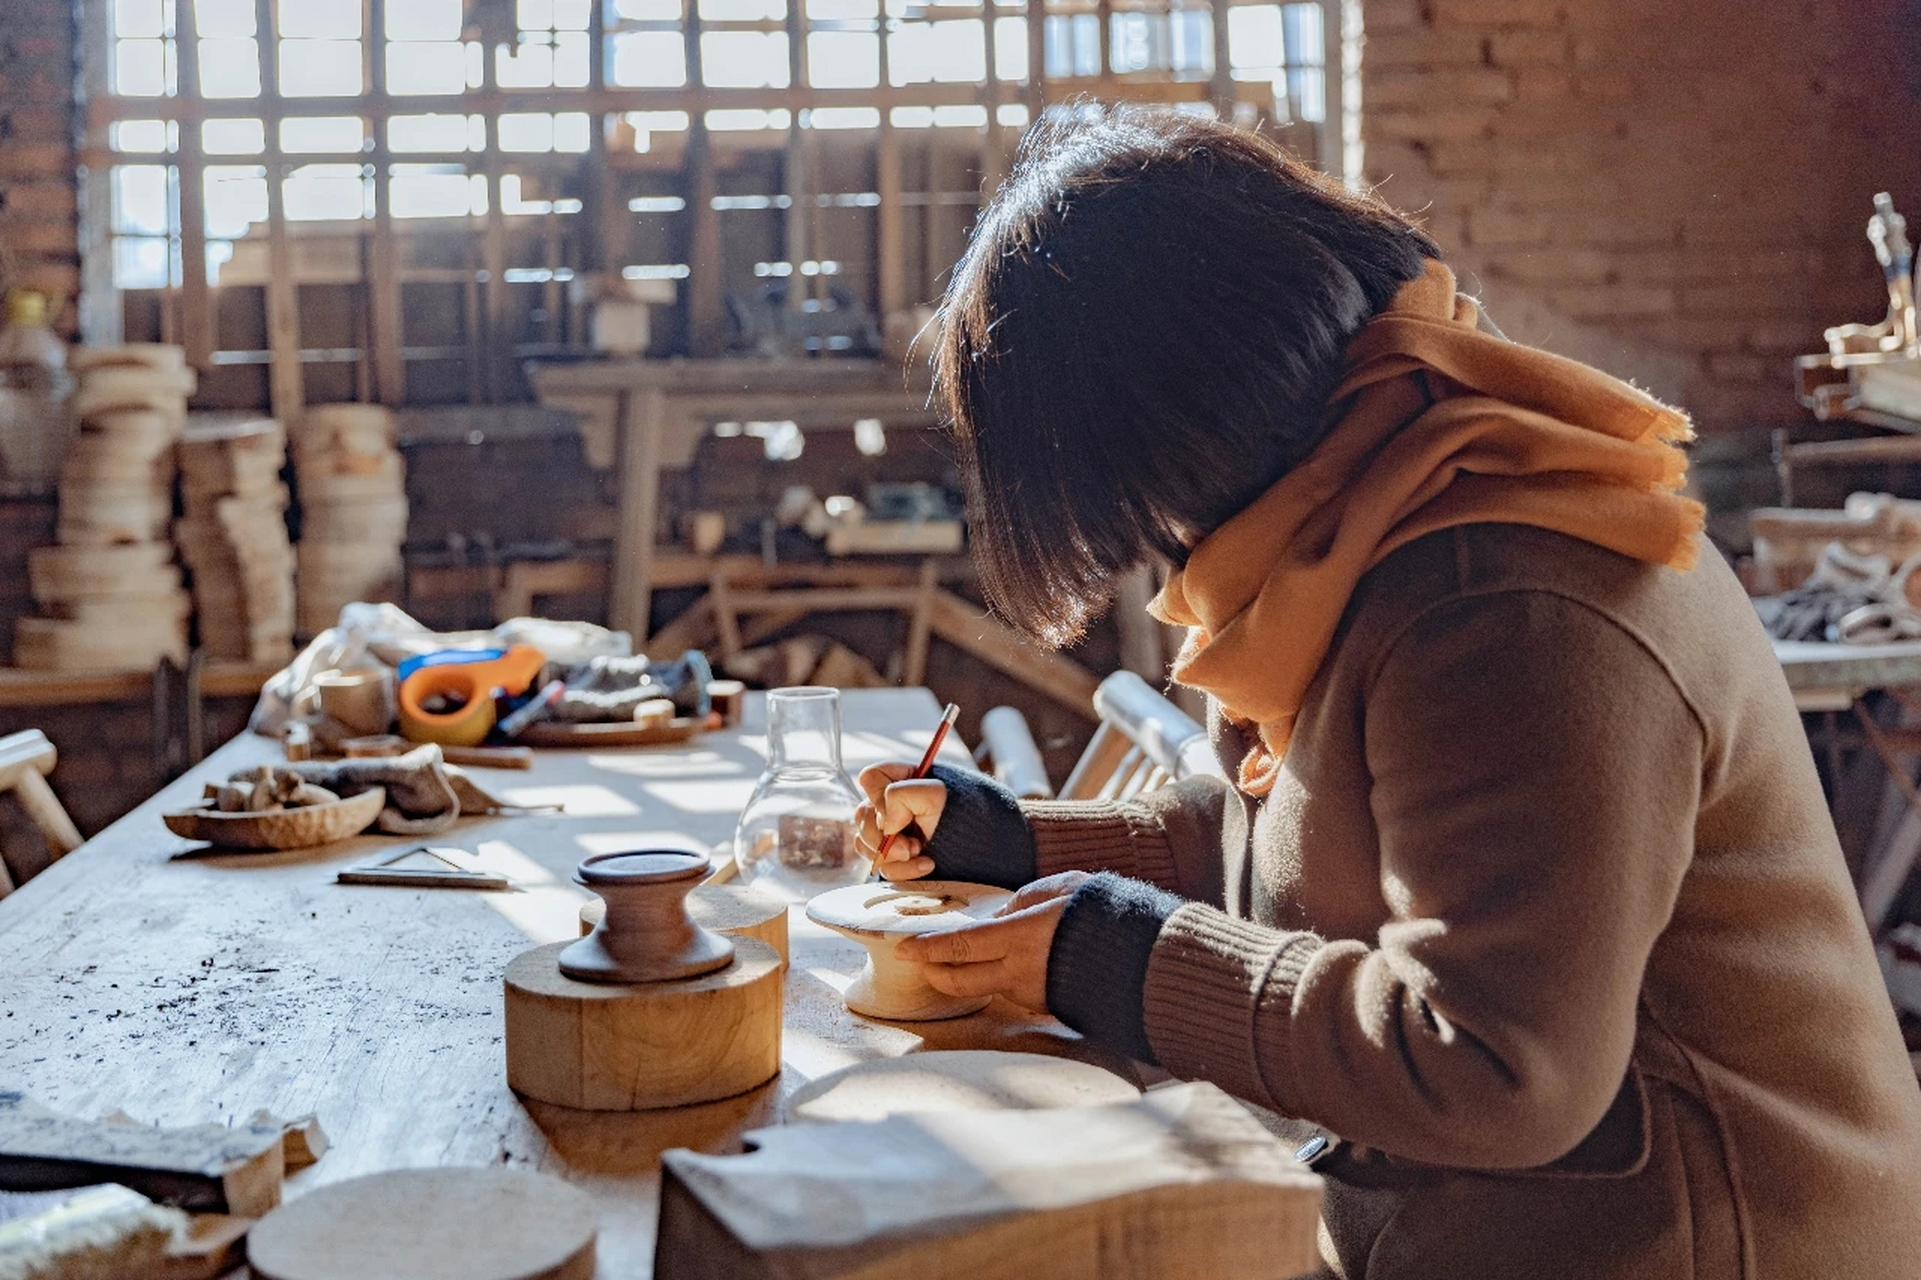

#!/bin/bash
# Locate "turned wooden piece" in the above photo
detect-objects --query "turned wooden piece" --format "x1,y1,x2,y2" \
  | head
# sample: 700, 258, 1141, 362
507, 850, 781, 1111
560, 851, 734, 984
580, 881, 789, 968
504, 938, 782, 1111
805, 881, 1014, 1022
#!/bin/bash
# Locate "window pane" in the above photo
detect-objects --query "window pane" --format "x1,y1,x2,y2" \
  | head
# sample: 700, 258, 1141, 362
112, 165, 171, 235
204, 165, 268, 237
808, 31, 877, 89
278, 0, 360, 39
889, 21, 983, 84
194, 0, 256, 38
280, 40, 362, 95
114, 39, 169, 96
386, 0, 463, 40
497, 39, 555, 88
518, 0, 555, 28
1228, 6, 1283, 74
700, 0, 782, 18
553, 31, 590, 85
994, 15, 1026, 82
615, 0, 681, 16
809, 0, 877, 18
611, 32, 686, 87
198, 38, 261, 96
113, 119, 172, 152
554, 112, 591, 151
390, 165, 480, 219
497, 112, 556, 152
699, 32, 789, 88
281, 116, 365, 153
284, 164, 369, 220
808, 106, 879, 129
553, 0, 593, 29
202, 118, 265, 154
389, 113, 477, 152
387, 41, 468, 93
114, 237, 173, 289
114, 0, 164, 40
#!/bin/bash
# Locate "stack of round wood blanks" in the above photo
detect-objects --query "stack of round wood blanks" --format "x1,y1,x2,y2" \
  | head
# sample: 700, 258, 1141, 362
176, 416, 295, 662
14, 346, 194, 671
292, 404, 407, 637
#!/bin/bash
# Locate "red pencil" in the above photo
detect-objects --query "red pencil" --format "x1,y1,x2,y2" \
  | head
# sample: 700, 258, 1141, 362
876, 702, 961, 863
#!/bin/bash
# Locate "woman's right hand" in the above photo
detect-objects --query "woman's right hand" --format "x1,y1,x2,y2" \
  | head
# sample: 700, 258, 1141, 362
856, 762, 948, 882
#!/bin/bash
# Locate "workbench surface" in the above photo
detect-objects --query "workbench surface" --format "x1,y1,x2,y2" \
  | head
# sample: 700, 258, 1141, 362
0, 689, 1124, 1276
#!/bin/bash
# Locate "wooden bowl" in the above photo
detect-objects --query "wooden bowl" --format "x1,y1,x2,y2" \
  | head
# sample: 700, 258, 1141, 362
164, 787, 386, 851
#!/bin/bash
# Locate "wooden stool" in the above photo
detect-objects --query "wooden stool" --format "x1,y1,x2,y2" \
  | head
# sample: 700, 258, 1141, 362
0, 730, 83, 897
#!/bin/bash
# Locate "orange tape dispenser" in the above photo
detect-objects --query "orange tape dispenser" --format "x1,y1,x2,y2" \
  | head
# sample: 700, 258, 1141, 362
397, 644, 547, 747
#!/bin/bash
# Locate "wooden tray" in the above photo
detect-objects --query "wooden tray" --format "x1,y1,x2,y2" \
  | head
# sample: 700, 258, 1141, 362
517, 718, 704, 748
163, 787, 386, 851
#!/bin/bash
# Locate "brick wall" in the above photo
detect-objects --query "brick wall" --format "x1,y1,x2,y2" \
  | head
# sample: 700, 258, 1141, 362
1361, 0, 1921, 435
0, 0, 78, 331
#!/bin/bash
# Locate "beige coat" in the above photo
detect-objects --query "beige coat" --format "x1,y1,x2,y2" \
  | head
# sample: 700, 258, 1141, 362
1024, 523, 1921, 1278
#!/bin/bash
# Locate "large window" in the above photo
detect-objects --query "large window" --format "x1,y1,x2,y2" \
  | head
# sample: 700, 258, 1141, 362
80, 0, 1337, 413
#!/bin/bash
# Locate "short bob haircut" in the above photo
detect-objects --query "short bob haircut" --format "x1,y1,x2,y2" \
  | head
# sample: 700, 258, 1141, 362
935, 106, 1440, 647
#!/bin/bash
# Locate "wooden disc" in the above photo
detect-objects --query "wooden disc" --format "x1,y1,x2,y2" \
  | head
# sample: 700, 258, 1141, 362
806, 882, 1013, 1021
69, 343, 188, 374
247, 1166, 598, 1280
504, 937, 782, 1111
582, 883, 790, 967
784, 1050, 1141, 1124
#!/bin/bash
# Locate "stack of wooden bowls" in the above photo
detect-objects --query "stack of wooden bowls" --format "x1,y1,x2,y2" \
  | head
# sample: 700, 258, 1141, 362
292, 404, 408, 637
15, 345, 195, 671
176, 416, 296, 662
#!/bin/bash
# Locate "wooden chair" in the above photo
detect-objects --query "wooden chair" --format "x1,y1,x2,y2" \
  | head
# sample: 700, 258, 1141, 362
0, 730, 84, 897
976, 671, 1223, 802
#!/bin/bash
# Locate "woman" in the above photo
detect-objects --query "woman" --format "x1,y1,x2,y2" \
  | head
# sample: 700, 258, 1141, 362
854, 108, 1921, 1278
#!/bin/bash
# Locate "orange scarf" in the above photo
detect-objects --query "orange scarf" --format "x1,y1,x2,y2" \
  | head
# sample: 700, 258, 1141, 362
1149, 260, 1704, 797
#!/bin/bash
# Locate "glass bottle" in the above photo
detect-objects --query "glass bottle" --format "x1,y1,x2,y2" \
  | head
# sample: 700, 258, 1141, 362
0, 290, 72, 497
735, 686, 869, 900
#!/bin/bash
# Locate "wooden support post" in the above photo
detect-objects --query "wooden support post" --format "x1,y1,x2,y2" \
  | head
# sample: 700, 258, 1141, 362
174, 0, 213, 370
1026, 0, 1047, 121
785, 0, 810, 310
1210, 0, 1237, 120
875, 15, 906, 319
902, 558, 938, 686
257, 0, 304, 422
613, 388, 666, 639
710, 570, 744, 658
369, 0, 404, 403
980, 9, 1005, 196
76, 0, 120, 345
684, 4, 724, 356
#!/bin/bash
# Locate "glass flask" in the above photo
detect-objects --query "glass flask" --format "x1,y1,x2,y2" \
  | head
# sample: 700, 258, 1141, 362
735, 686, 870, 900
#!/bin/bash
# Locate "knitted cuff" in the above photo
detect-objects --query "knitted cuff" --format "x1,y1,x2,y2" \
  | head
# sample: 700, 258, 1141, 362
919, 763, 1038, 891
1141, 903, 1320, 1111
1045, 872, 1185, 1065
1020, 799, 1184, 890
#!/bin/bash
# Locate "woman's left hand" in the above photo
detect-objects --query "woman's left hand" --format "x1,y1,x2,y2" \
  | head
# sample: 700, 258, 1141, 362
893, 871, 1091, 1013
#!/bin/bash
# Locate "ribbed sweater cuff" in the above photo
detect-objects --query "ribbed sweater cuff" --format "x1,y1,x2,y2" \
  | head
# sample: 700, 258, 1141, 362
919, 763, 1038, 891
1045, 872, 1184, 1064
1142, 903, 1320, 1112
1019, 799, 1183, 891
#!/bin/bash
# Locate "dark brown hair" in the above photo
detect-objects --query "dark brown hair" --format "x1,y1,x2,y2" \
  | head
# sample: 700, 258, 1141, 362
935, 106, 1439, 646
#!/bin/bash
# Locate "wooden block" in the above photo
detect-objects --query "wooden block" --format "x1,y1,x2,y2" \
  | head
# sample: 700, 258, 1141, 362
654, 1082, 1323, 1280
783, 1051, 1140, 1125
293, 404, 396, 457
44, 590, 193, 626
28, 543, 178, 599
503, 937, 782, 1111
12, 615, 188, 671
581, 883, 790, 967
247, 1167, 597, 1280
0, 1092, 284, 1218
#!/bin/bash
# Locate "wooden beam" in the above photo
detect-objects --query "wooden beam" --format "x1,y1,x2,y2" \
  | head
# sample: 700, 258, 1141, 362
368, 0, 405, 403
928, 590, 1099, 718
256, 0, 303, 422
174, 0, 213, 370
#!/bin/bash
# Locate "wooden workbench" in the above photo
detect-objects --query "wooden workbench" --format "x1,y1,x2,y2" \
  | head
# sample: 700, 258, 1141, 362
529, 358, 938, 640
0, 688, 1132, 1276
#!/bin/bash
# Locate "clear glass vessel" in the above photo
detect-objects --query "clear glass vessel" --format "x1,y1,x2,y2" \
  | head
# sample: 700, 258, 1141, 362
735, 686, 870, 900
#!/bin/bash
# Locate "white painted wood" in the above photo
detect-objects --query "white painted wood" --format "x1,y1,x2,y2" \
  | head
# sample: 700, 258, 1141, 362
0, 691, 1140, 1278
